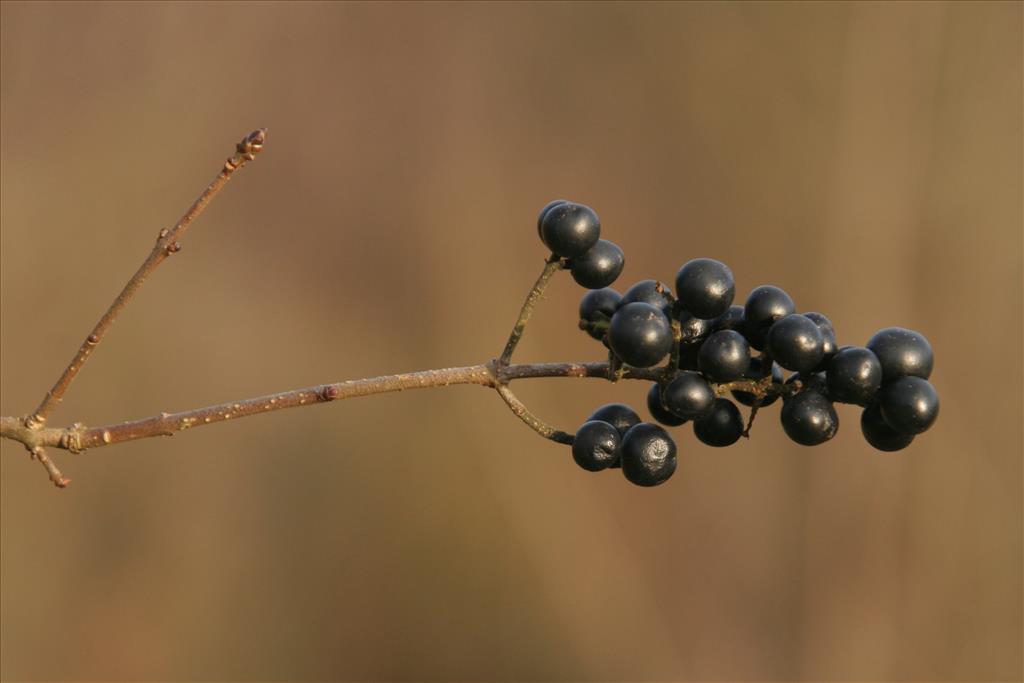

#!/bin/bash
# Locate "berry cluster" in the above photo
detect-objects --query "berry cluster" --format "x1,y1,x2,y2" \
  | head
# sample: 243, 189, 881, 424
539, 200, 940, 487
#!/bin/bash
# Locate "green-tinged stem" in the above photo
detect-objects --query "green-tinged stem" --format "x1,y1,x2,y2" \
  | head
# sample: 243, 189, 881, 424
499, 255, 564, 365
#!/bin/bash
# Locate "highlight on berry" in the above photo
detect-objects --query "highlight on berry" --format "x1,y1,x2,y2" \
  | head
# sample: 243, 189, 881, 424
540, 199, 939, 488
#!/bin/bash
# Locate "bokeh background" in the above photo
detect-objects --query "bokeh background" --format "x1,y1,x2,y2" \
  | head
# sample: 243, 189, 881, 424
1, 1, 1021, 680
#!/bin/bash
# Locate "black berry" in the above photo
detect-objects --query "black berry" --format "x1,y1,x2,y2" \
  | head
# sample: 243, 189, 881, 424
827, 346, 882, 405
767, 313, 825, 373
803, 312, 837, 369
620, 423, 677, 487
578, 288, 621, 340
879, 376, 939, 434
677, 340, 702, 371
678, 311, 714, 344
780, 390, 838, 446
675, 258, 735, 320
647, 383, 687, 426
536, 199, 568, 239
860, 403, 915, 452
713, 304, 746, 332
609, 302, 673, 368
572, 420, 621, 471
693, 398, 744, 447
663, 371, 715, 420
698, 329, 750, 382
569, 239, 625, 289
866, 327, 934, 382
587, 403, 641, 437
744, 285, 795, 350
540, 201, 601, 258
621, 279, 674, 315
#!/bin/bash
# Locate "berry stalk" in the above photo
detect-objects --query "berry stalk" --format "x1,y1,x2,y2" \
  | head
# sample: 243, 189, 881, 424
498, 254, 564, 365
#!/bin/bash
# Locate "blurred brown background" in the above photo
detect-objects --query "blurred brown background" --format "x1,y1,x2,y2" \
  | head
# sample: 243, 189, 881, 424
1, 1, 1021, 680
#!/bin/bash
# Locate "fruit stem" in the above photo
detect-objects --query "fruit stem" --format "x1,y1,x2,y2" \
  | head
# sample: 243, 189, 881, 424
498, 254, 564, 366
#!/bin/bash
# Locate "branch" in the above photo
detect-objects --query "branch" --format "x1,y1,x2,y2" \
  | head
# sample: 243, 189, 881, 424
498, 254, 564, 365
0, 361, 672, 456
25, 129, 267, 429
494, 384, 575, 444
1, 132, 796, 490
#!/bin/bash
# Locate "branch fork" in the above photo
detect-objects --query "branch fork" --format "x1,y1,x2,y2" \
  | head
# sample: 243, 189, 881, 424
1, 129, 787, 489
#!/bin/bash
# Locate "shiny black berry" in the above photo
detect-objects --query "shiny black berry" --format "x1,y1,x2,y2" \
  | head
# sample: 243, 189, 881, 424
677, 311, 713, 344
879, 376, 939, 434
647, 384, 687, 426
569, 239, 625, 289
578, 288, 621, 340
621, 280, 674, 315
732, 356, 783, 407
620, 423, 677, 487
675, 258, 735, 320
693, 398, 744, 447
540, 201, 601, 258
664, 371, 715, 420
587, 403, 641, 437
677, 340, 702, 371
803, 312, 837, 369
713, 304, 746, 332
780, 390, 838, 446
744, 285, 795, 350
698, 329, 750, 382
608, 302, 673, 368
860, 403, 915, 452
767, 314, 825, 373
572, 420, 621, 471
827, 346, 883, 405
588, 403, 640, 469
536, 199, 568, 239
866, 327, 934, 382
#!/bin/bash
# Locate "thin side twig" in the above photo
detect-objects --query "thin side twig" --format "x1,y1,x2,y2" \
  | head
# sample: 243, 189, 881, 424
498, 255, 564, 365
494, 384, 575, 445
32, 447, 71, 488
25, 129, 267, 429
